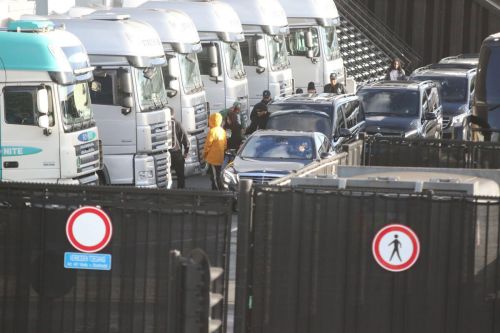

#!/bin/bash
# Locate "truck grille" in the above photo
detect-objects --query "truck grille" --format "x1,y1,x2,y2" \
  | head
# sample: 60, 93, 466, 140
239, 172, 286, 184
194, 130, 207, 165
150, 122, 169, 152
194, 103, 208, 131
443, 116, 451, 129
153, 152, 169, 189
75, 141, 100, 174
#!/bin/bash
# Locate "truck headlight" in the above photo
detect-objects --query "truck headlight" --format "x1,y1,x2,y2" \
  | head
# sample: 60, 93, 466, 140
138, 170, 154, 180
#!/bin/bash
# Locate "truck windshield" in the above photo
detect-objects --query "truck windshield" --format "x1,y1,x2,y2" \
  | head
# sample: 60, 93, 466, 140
222, 42, 246, 80
322, 26, 341, 61
134, 66, 168, 111
60, 82, 94, 133
179, 53, 203, 94
359, 90, 420, 117
267, 35, 290, 71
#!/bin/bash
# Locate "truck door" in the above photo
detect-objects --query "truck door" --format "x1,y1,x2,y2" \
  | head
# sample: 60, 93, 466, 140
198, 43, 226, 113
1, 85, 61, 181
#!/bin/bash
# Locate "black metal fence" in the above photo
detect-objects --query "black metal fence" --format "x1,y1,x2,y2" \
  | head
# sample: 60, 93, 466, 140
0, 183, 233, 333
363, 136, 500, 169
235, 183, 500, 333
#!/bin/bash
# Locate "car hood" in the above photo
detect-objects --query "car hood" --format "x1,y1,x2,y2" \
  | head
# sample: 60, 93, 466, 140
363, 115, 419, 134
233, 156, 311, 174
442, 102, 467, 116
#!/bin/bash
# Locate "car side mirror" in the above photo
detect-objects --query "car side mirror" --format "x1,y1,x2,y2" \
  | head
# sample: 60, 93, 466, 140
225, 149, 237, 157
425, 112, 437, 120
37, 88, 49, 114
338, 128, 352, 137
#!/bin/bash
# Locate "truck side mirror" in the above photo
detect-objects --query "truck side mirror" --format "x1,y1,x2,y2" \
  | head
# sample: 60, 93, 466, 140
118, 69, 133, 95
37, 88, 49, 115
306, 49, 314, 59
168, 79, 180, 98
256, 58, 266, 74
255, 38, 266, 58
168, 57, 180, 79
38, 114, 49, 129
305, 30, 314, 49
122, 96, 134, 109
208, 44, 220, 78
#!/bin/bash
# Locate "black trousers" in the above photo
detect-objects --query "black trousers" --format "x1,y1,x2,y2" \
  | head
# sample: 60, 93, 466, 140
208, 164, 222, 190
170, 150, 185, 189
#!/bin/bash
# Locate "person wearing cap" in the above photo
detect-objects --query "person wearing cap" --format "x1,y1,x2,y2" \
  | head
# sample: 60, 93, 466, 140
307, 81, 316, 94
323, 73, 346, 94
250, 90, 273, 123
219, 101, 246, 128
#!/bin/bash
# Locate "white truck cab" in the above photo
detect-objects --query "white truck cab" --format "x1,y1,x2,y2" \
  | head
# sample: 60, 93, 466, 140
0, 20, 100, 184
52, 14, 174, 188
140, 1, 250, 125
279, 0, 355, 93
220, 0, 293, 108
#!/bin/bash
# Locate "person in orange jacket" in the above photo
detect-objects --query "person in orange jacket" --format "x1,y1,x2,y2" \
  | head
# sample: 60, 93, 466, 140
203, 113, 227, 190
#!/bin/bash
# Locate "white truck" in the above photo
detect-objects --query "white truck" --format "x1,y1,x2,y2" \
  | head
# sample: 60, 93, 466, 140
219, 0, 293, 108
52, 14, 174, 188
92, 7, 208, 176
279, 0, 355, 93
140, 1, 250, 125
0, 19, 100, 184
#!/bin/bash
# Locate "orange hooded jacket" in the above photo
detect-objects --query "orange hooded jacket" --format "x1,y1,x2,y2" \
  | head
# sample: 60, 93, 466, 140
203, 113, 227, 166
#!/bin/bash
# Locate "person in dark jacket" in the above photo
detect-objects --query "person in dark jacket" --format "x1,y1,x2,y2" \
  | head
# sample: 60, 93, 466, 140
307, 81, 316, 94
170, 119, 190, 189
224, 111, 243, 150
250, 90, 273, 123
323, 73, 346, 94
246, 103, 269, 135
385, 58, 406, 81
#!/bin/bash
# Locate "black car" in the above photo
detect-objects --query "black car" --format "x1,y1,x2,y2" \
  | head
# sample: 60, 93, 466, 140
357, 80, 443, 138
411, 63, 476, 139
439, 54, 479, 69
268, 93, 364, 148
222, 130, 334, 190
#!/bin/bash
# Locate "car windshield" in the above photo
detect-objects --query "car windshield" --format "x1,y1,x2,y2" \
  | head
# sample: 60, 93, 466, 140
59, 82, 94, 133
241, 135, 315, 160
222, 42, 246, 80
134, 66, 168, 111
322, 26, 341, 61
179, 53, 203, 94
267, 35, 290, 71
269, 103, 333, 119
358, 90, 420, 116
415, 76, 467, 102
267, 113, 332, 137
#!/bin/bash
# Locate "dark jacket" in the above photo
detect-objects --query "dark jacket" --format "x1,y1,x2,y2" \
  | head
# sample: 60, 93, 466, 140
170, 120, 189, 155
224, 112, 243, 150
250, 100, 272, 122
323, 82, 346, 94
246, 112, 269, 135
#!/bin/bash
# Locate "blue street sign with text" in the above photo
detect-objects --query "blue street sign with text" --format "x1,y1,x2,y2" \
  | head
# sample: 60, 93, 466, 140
64, 252, 112, 271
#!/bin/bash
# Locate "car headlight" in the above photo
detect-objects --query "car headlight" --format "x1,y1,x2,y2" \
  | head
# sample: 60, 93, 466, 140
222, 166, 239, 189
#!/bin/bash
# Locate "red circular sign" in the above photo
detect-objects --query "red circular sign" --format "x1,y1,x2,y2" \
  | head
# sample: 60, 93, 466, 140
66, 206, 112, 253
372, 224, 420, 272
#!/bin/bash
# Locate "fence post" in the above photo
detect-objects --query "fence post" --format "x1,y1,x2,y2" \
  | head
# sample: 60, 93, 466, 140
234, 180, 253, 333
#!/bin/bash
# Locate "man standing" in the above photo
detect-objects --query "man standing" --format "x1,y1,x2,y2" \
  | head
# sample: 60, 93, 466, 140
246, 104, 269, 135
170, 119, 190, 189
250, 90, 273, 122
204, 113, 227, 190
323, 73, 347, 94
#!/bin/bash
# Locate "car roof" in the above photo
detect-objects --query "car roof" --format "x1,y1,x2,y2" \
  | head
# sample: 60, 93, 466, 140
272, 93, 355, 105
412, 65, 474, 78
268, 109, 330, 118
358, 80, 423, 91
250, 129, 324, 138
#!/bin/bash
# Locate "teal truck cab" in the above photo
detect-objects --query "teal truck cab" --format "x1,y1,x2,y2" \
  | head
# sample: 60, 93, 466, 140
0, 20, 100, 184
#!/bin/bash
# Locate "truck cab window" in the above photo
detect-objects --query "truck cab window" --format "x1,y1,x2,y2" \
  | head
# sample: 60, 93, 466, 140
240, 36, 258, 66
4, 86, 54, 126
198, 43, 222, 76
286, 28, 320, 57
90, 73, 115, 105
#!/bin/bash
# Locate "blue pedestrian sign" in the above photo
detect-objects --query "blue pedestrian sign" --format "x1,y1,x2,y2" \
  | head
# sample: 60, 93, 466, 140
64, 252, 112, 271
